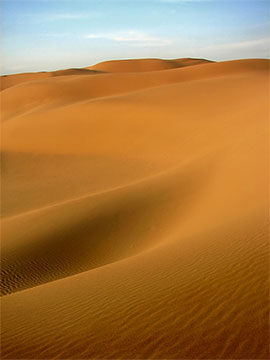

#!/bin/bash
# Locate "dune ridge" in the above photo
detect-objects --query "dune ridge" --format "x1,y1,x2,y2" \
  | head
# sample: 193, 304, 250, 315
0, 57, 211, 91
0, 68, 104, 91
1, 57, 269, 359
87, 57, 213, 72
1, 155, 216, 295
2, 59, 267, 121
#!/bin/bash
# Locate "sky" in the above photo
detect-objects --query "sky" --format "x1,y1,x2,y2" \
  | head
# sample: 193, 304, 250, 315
1, 0, 270, 74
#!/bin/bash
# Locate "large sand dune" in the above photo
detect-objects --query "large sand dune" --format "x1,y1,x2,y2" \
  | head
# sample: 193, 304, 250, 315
1, 58, 269, 359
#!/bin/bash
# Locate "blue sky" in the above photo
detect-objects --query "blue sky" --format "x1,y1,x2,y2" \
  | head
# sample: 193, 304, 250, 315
1, 0, 269, 74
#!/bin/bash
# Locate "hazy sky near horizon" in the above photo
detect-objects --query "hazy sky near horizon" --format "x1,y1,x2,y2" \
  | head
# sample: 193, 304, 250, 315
1, 0, 269, 74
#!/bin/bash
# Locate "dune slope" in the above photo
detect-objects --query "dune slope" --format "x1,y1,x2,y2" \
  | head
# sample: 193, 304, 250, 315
1, 58, 269, 359
88, 57, 213, 72
0, 57, 210, 91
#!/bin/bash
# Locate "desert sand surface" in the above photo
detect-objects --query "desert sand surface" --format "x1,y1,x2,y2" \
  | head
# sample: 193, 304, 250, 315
1, 57, 269, 359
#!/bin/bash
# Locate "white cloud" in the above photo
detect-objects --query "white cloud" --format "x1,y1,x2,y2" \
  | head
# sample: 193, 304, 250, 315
159, 0, 268, 2
36, 12, 100, 22
193, 37, 270, 61
46, 32, 70, 37
49, 14, 89, 20
85, 30, 172, 46
161, 0, 208, 2
1, 65, 26, 73
206, 37, 270, 50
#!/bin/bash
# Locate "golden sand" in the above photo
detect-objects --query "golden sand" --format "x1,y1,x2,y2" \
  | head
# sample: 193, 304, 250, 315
1, 58, 269, 359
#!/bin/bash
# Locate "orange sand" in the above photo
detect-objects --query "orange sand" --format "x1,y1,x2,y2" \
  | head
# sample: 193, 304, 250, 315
0, 58, 269, 359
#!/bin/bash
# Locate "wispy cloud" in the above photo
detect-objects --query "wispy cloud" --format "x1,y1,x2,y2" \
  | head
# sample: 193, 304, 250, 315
85, 30, 172, 46
208, 37, 270, 50
48, 13, 89, 20
159, 0, 212, 2
35, 12, 100, 22
46, 32, 71, 37
159, 0, 268, 2
2, 65, 26, 72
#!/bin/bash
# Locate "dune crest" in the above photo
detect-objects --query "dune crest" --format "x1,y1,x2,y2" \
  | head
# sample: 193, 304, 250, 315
0, 57, 211, 91
88, 57, 213, 72
0, 68, 103, 91
1, 58, 269, 359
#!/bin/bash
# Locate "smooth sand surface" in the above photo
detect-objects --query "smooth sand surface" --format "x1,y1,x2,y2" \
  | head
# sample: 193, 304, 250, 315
1, 58, 269, 359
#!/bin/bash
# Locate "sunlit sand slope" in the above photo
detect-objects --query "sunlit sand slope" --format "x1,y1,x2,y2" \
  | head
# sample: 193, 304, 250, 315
1, 58, 269, 359
88, 57, 213, 72
0, 68, 103, 91
0, 57, 210, 91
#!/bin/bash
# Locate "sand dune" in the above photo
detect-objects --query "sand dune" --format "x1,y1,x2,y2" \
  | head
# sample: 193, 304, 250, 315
0, 68, 103, 91
0, 57, 210, 91
88, 57, 213, 72
1, 59, 267, 121
1, 58, 269, 359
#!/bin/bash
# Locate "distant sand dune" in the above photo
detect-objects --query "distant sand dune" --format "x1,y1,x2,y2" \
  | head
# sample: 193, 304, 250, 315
87, 57, 213, 72
0, 68, 103, 91
1, 58, 269, 359
0, 57, 210, 91
1, 59, 268, 123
